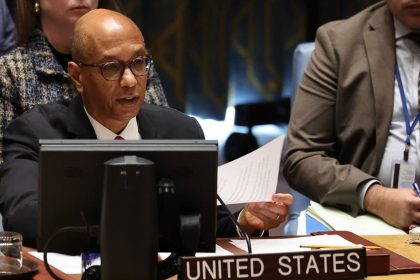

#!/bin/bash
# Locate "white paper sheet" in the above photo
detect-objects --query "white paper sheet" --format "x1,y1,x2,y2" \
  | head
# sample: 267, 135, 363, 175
29, 244, 233, 275
159, 245, 234, 260
296, 210, 307, 235
29, 251, 82, 274
229, 235, 357, 254
308, 201, 406, 235
217, 135, 284, 204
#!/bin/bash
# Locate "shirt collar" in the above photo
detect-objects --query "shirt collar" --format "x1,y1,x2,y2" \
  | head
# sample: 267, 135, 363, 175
84, 107, 141, 140
394, 16, 416, 40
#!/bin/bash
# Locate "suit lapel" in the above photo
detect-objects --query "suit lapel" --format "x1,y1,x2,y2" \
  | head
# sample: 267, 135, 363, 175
364, 6, 395, 172
66, 95, 97, 139
137, 105, 159, 139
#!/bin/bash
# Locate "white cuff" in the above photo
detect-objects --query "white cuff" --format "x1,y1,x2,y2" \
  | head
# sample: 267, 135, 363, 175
358, 179, 381, 211
236, 209, 265, 237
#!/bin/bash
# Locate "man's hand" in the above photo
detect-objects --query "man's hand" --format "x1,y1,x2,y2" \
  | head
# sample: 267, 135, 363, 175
239, 193, 293, 235
364, 184, 420, 229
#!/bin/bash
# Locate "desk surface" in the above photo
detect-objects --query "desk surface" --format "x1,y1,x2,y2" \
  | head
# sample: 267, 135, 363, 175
23, 235, 419, 280
363, 235, 420, 280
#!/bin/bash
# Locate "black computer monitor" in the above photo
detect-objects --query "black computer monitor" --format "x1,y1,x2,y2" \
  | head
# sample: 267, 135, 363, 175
37, 139, 218, 259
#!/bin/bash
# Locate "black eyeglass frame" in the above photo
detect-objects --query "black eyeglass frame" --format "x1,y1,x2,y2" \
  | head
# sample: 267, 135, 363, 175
78, 55, 152, 81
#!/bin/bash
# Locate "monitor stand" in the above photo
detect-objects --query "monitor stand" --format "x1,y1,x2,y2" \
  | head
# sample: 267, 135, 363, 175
101, 156, 158, 280
158, 213, 201, 279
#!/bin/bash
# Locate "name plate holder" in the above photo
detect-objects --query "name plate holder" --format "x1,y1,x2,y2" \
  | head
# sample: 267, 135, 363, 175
181, 248, 366, 280
312, 231, 420, 275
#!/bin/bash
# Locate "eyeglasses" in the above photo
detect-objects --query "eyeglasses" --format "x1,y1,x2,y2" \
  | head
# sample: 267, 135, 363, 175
78, 55, 151, 81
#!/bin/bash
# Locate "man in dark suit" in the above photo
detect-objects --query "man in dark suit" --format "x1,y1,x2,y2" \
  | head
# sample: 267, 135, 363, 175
0, 9, 292, 247
284, 0, 420, 229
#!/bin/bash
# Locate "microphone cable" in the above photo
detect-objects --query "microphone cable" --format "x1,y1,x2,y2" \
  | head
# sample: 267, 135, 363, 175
217, 194, 252, 254
43, 226, 87, 280
43, 212, 100, 280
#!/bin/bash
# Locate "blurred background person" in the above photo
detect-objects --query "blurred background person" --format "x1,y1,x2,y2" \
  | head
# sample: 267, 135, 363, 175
0, 0, 15, 55
284, 0, 420, 230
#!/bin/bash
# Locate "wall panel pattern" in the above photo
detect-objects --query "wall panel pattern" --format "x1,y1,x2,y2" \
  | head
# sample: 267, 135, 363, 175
120, 0, 380, 119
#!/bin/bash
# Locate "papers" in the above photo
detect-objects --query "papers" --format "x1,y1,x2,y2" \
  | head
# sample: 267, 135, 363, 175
160, 245, 234, 260
29, 251, 81, 274
229, 234, 357, 254
29, 245, 233, 275
307, 201, 406, 235
217, 135, 284, 204
296, 210, 308, 235
196, 245, 233, 257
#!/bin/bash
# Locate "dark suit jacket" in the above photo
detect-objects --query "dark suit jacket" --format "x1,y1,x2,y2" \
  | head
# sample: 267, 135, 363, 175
0, 95, 236, 246
284, 1, 395, 215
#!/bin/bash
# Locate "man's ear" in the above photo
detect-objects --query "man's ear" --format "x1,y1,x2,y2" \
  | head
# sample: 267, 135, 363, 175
67, 61, 84, 93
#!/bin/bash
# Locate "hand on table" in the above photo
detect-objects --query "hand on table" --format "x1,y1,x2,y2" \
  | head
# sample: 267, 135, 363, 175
364, 184, 420, 229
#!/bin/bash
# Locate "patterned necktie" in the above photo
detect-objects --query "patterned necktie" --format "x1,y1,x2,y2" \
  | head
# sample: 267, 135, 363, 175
406, 33, 420, 111
114, 135, 124, 140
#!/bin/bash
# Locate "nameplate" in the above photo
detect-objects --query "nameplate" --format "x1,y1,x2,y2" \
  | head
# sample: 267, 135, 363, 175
181, 248, 366, 280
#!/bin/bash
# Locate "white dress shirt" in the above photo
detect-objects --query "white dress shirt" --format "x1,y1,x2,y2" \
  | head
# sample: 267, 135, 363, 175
84, 107, 141, 140
358, 18, 420, 209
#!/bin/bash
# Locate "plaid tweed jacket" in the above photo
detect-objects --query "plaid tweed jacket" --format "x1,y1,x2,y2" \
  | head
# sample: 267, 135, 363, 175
0, 30, 168, 161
